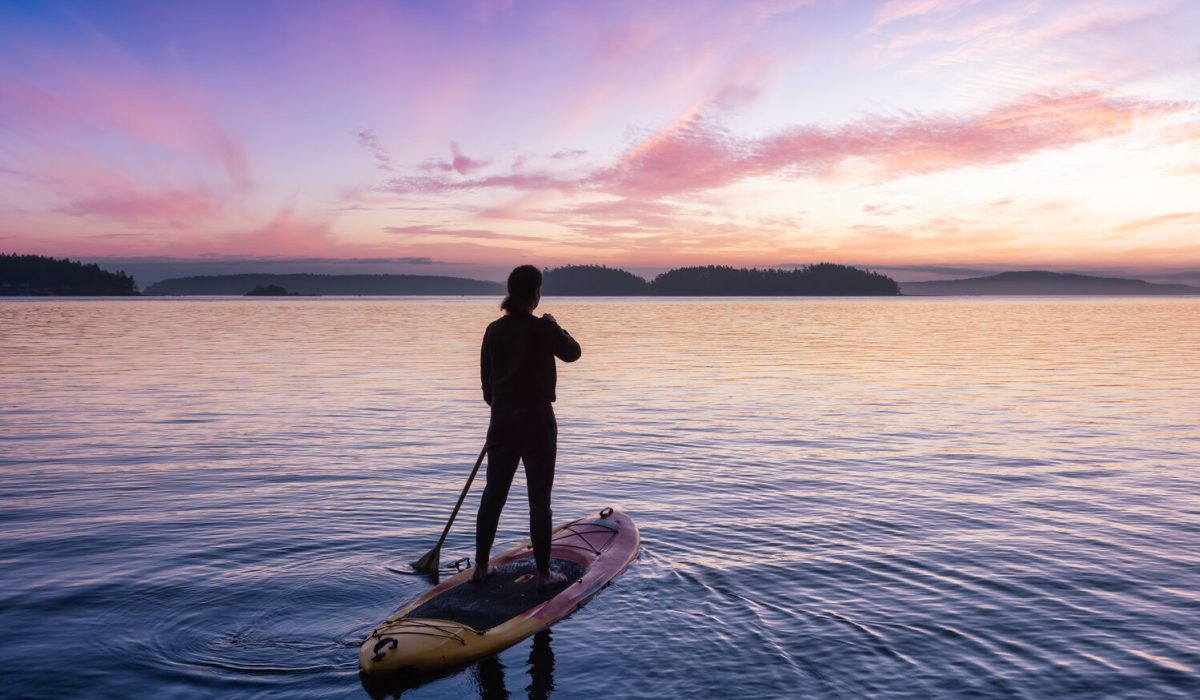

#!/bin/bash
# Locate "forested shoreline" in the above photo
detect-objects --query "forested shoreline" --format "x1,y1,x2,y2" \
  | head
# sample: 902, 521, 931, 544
543, 263, 900, 295
2, 254, 900, 296
1, 254, 138, 296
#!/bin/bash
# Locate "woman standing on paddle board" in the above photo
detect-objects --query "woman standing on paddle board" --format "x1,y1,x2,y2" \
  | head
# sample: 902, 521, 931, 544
474, 265, 581, 588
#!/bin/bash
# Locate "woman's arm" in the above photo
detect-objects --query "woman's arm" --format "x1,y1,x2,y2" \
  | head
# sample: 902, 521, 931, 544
480, 327, 493, 405
542, 314, 581, 363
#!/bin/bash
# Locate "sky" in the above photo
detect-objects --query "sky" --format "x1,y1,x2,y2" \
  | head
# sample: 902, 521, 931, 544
1, 0, 1198, 283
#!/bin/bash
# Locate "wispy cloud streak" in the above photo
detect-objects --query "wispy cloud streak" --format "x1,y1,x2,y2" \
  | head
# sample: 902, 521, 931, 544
380, 90, 1187, 198
354, 128, 395, 172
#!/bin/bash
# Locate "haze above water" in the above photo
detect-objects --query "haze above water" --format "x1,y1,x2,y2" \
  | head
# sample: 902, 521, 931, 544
2, 297, 1198, 699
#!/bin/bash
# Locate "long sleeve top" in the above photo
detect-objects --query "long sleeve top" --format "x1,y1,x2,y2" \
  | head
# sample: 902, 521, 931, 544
480, 311, 581, 405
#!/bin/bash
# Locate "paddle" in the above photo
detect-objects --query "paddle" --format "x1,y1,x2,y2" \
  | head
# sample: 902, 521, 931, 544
411, 443, 488, 572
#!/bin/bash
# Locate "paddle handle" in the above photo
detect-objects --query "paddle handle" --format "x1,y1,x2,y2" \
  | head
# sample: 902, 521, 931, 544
432, 443, 488, 552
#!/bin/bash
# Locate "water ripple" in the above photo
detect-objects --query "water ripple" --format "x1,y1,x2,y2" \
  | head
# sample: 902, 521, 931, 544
1, 297, 1198, 698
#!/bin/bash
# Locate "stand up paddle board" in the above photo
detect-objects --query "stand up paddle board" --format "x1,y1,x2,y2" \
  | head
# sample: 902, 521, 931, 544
360, 507, 638, 678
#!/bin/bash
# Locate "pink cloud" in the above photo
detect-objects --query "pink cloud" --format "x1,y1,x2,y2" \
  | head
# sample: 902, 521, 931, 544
476, 191, 560, 220
59, 189, 222, 222
592, 117, 746, 196
1113, 212, 1200, 233
774, 91, 1185, 177
865, 4, 1035, 66
863, 203, 903, 216
450, 142, 491, 175
511, 149, 587, 172
864, 0, 1178, 84
1162, 121, 1200, 143
211, 130, 252, 195
380, 90, 1185, 201
219, 210, 338, 257
383, 225, 546, 242
0, 46, 253, 214
4, 147, 227, 226
15, 208, 381, 260
550, 199, 688, 244
870, 0, 982, 30
3, 67, 250, 193
354, 128, 395, 172
415, 142, 493, 176
605, 90, 1187, 195
564, 198, 680, 222
530, 1, 809, 140
374, 239, 537, 264
384, 170, 577, 195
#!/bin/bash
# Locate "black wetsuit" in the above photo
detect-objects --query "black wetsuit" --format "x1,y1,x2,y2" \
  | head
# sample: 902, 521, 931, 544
476, 311, 581, 572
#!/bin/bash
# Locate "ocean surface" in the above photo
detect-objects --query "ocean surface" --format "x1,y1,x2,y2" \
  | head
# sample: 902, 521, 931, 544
2, 296, 1198, 699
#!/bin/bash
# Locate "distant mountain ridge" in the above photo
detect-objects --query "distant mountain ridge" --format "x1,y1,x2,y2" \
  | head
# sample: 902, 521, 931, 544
902, 271, 1200, 295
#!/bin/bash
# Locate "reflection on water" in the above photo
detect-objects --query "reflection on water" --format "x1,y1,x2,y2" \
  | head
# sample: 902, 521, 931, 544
474, 630, 555, 700
1, 296, 1199, 699
361, 630, 554, 700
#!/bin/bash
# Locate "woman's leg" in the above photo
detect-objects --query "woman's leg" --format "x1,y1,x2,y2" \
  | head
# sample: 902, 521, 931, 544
474, 411, 521, 578
522, 404, 561, 584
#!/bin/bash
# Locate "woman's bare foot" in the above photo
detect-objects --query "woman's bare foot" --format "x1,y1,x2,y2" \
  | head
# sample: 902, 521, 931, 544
536, 569, 567, 589
470, 563, 496, 584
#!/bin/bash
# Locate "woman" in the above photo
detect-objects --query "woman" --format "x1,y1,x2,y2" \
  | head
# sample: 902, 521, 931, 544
474, 265, 581, 588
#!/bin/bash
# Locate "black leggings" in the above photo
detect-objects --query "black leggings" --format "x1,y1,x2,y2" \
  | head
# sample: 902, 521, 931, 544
475, 402, 557, 572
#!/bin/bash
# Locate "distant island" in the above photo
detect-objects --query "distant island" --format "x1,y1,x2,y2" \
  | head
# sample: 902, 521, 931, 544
145, 273, 505, 296
148, 263, 900, 296
15, 253, 1193, 298
901, 271, 1200, 296
245, 284, 300, 296
542, 265, 649, 295
1, 253, 138, 296
645, 263, 899, 296
542, 263, 899, 295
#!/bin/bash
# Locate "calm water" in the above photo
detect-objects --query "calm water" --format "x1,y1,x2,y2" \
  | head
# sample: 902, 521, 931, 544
2, 297, 1199, 699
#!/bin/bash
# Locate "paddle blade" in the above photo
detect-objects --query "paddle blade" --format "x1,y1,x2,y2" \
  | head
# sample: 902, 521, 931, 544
411, 546, 441, 572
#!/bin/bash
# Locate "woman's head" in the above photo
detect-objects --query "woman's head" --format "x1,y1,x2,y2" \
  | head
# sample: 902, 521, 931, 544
501, 264, 542, 313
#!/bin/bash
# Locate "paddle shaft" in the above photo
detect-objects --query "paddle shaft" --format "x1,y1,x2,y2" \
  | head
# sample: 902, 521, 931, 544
431, 443, 488, 553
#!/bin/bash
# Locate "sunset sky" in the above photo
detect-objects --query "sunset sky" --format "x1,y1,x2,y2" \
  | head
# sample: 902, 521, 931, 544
2, 0, 1198, 282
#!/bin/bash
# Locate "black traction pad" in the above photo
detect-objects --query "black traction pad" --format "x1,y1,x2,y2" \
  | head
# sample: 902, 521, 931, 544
407, 557, 585, 632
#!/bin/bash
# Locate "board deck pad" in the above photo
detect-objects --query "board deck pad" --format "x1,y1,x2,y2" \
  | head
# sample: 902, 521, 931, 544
408, 557, 585, 631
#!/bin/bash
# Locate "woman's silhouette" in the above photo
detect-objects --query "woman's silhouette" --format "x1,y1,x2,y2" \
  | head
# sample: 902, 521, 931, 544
474, 265, 581, 588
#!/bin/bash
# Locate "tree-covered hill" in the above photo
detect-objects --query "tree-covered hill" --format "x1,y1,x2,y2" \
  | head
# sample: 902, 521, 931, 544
902, 271, 1200, 295
648, 263, 900, 295
245, 284, 300, 296
542, 264, 649, 295
0, 253, 138, 296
